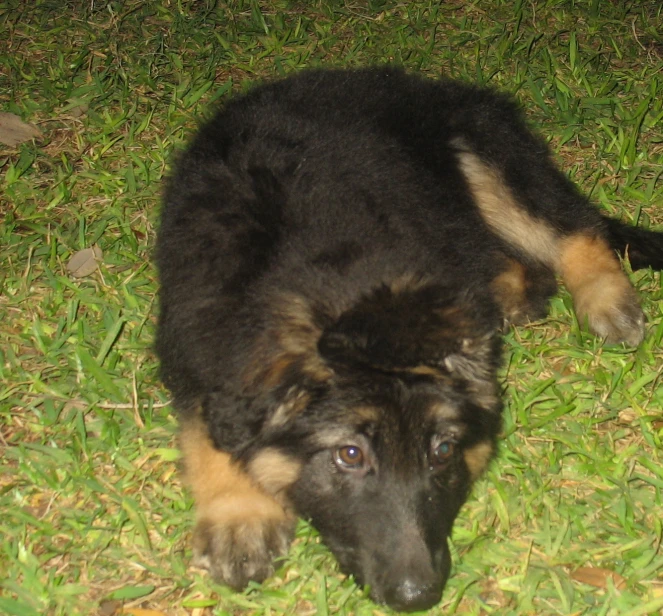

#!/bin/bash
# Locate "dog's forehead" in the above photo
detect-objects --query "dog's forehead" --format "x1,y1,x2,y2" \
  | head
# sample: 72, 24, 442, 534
311, 389, 466, 449
373, 385, 465, 424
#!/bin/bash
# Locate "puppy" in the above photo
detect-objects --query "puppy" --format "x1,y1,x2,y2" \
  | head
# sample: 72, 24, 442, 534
155, 67, 663, 612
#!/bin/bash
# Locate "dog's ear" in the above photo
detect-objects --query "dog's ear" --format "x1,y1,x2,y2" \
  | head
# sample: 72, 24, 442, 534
203, 381, 317, 453
202, 388, 266, 451
212, 292, 334, 446
241, 292, 334, 391
318, 284, 501, 383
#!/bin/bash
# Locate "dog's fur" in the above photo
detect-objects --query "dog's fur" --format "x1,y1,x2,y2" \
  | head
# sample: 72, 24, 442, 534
156, 67, 663, 612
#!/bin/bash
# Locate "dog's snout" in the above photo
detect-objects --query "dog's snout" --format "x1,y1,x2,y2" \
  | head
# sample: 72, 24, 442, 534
379, 540, 448, 612
383, 576, 442, 612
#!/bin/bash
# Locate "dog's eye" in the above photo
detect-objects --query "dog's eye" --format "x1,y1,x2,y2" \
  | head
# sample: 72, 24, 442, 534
431, 440, 454, 468
334, 445, 365, 471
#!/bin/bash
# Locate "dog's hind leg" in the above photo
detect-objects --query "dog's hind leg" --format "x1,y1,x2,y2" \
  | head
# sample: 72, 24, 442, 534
455, 147, 646, 345
179, 417, 297, 589
490, 257, 557, 327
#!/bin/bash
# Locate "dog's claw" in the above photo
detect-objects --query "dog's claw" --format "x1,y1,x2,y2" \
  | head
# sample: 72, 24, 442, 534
584, 289, 646, 346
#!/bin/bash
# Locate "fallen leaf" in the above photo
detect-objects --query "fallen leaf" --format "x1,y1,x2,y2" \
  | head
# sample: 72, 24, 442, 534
120, 609, 168, 616
0, 112, 42, 146
618, 409, 637, 424
98, 600, 122, 616
571, 566, 627, 590
66, 246, 103, 278
70, 103, 89, 118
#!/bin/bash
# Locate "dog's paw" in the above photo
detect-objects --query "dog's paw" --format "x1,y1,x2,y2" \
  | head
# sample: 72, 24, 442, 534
577, 277, 645, 346
192, 507, 296, 590
492, 259, 558, 328
560, 235, 646, 347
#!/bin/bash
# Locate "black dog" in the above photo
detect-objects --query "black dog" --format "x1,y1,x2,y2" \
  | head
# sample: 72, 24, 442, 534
155, 67, 663, 612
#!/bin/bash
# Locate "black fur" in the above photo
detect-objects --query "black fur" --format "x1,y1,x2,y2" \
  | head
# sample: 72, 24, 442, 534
156, 67, 663, 612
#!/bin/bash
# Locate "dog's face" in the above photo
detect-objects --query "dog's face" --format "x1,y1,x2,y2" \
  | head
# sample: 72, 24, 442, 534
290, 379, 499, 611
240, 285, 503, 611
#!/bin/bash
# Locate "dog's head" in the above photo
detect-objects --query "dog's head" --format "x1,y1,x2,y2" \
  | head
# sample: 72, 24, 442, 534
237, 283, 503, 611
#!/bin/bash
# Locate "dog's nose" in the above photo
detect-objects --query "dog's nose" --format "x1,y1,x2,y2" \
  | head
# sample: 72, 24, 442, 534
383, 577, 442, 612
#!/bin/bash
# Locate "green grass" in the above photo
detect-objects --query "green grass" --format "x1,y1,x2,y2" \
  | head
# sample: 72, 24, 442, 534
1, 0, 663, 614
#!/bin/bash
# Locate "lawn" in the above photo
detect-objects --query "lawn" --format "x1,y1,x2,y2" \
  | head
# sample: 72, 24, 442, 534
1, 1, 662, 615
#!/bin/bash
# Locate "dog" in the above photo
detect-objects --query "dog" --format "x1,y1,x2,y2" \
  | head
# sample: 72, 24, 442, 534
155, 67, 663, 612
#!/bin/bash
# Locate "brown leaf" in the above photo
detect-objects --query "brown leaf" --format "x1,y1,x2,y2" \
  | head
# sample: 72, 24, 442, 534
66, 246, 103, 278
98, 600, 121, 616
617, 409, 637, 424
70, 103, 89, 118
120, 609, 169, 616
571, 566, 627, 590
0, 112, 42, 146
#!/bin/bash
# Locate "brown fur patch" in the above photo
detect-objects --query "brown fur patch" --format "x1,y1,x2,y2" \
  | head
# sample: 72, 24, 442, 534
179, 417, 292, 524
389, 273, 433, 294
463, 440, 494, 480
267, 387, 312, 428
404, 364, 447, 378
306, 410, 378, 449
560, 234, 626, 301
455, 148, 559, 266
248, 448, 302, 499
491, 258, 530, 323
427, 402, 460, 421
559, 234, 644, 345
352, 405, 382, 422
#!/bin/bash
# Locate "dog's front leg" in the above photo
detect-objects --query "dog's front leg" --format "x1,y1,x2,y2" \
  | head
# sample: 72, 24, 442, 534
179, 418, 296, 589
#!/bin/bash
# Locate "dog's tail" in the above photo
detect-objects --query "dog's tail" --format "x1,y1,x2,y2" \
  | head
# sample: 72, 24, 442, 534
605, 217, 663, 271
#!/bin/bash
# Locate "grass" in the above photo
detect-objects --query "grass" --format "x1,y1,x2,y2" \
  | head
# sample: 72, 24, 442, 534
1, 0, 662, 614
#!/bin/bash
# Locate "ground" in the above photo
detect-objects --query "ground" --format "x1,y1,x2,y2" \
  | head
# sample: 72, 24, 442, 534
1, 1, 662, 615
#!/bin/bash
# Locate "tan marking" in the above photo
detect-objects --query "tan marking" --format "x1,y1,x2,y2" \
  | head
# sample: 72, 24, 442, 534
389, 273, 433, 294
463, 440, 494, 480
179, 418, 292, 526
310, 428, 355, 449
560, 234, 627, 308
432, 304, 474, 330
268, 387, 311, 428
260, 352, 300, 389
456, 149, 559, 266
427, 403, 460, 421
559, 234, 644, 344
248, 448, 302, 498
273, 293, 321, 354
352, 406, 381, 422
491, 258, 530, 323
404, 364, 446, 378
307, 411, 378, 449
